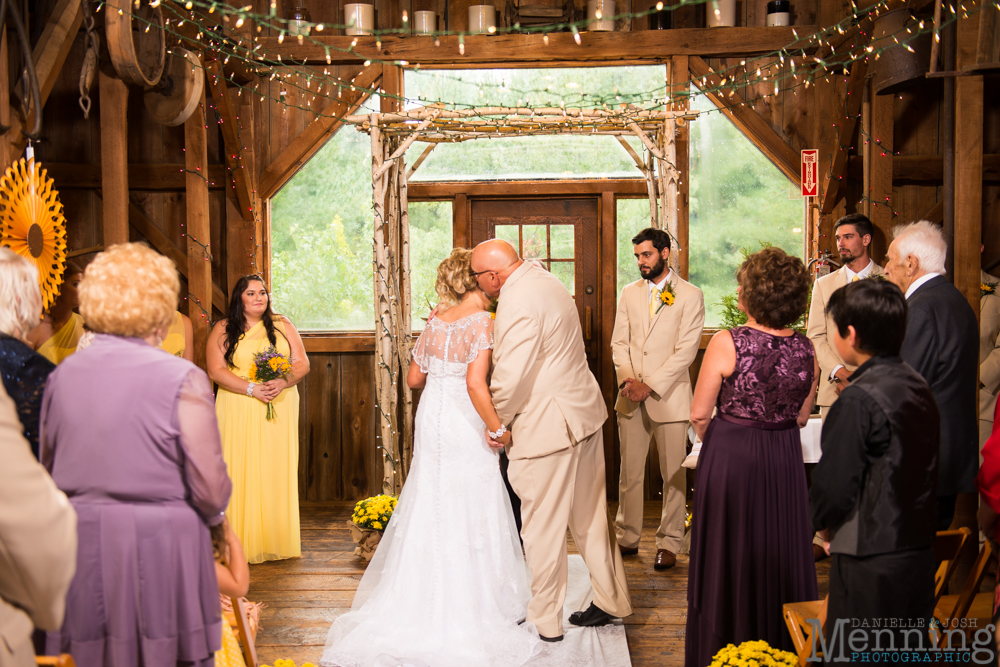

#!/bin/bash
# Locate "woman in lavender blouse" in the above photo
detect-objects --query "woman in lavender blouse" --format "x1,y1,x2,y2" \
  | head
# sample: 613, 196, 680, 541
40, 243, 232, 667
685, 247, 820, 667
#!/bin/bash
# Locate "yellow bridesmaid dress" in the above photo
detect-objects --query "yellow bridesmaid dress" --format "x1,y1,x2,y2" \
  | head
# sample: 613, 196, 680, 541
216, 320, 301, 563
160, 312, 186, 357
215, 621, 247, 667
38, 312, 85, 364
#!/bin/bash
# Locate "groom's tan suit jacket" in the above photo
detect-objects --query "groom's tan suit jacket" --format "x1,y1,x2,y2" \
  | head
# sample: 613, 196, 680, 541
611, 275, 705, 421
491, 261, 607, 459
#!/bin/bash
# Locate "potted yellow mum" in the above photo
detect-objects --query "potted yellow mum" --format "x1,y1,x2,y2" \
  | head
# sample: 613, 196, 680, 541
347, 495, 397, 561
710, 640, 798, 667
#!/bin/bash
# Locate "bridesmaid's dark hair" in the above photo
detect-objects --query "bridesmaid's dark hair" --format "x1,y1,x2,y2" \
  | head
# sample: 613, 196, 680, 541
223, 275, 284, 369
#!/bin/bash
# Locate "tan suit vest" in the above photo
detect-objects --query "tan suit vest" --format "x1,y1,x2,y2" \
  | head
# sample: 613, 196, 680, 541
807, 261, 885, 407
610, 275, 705, 423
491, 262, 608, 460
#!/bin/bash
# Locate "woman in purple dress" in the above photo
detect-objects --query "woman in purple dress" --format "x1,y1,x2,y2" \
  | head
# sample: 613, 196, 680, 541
41, 243, 232, 667
686, 247, 819, 667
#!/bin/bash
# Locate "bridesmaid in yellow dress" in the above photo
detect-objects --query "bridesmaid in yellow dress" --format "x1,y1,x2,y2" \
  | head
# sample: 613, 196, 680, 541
27, 262, 84, 364
160, 311, 195, 361
207, 275, 310, 563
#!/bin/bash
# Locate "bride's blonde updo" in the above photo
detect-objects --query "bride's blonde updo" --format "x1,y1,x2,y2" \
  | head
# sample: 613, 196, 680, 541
435, 248, 479, 310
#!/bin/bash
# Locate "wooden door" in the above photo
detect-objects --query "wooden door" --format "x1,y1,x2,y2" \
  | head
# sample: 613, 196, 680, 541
470, 197, 602, 377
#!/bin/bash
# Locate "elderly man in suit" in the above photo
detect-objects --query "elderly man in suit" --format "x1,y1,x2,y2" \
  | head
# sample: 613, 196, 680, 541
807, 213, 884, 412
981, 266, 1000, 449
0, 383, 76, 667
472, 239, 632, 643
611, 227, 704, 571
884, 220, 979, 530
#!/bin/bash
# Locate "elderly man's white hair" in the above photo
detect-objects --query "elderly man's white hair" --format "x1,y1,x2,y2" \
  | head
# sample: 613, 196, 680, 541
0, 247, 42, 339
891, 220, 947, 275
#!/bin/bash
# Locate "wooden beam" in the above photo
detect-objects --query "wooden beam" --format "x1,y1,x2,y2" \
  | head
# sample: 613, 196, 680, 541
820, 60, 868, 215
615, 135, 646, 173
99, 71, 129, 247
44, 163, 227, 189
405, 143, 436, 180
258, 64, 383, 200
0, 32, 9, 170
409, 179, 649, 199
257, 27, 817, 66
205, 60, 254, 221
226, 87, 262, 290
847, 154, 1000, 182
954, 74, 983, 316
8, 0, 83, 155
862, 79, 894, 258
186, 75, 212, 369
689, 56, 801, 187
671, 56, 691, 280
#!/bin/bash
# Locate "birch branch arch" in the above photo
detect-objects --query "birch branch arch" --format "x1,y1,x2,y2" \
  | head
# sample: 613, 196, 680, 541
351, 104, 698, 494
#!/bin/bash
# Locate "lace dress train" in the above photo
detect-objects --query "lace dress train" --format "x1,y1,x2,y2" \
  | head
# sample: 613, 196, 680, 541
321, 312, 541, 667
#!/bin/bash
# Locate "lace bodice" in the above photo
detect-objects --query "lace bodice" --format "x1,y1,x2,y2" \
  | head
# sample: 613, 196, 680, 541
717, 326, 815, 423
412, 311, 494, 377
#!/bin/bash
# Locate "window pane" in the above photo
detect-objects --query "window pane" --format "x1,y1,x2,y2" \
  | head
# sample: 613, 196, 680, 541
617, 199, 650, 300
689, 84, 804, 327
495, 224, 519, 248
550, 261, 575, 296
405, 67, 662, 181
522, 225, 547, 260
410, 201, 453, 330
550, 225, 574, 259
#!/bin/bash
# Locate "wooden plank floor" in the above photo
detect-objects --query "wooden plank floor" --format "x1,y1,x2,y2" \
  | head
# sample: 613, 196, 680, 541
249, 501, 831, 666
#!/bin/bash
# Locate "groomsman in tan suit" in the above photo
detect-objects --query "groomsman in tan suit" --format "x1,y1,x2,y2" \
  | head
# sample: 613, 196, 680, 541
611, 227, 704, 571
471, 239, 632, 642
807, 213, 884, 413
980, 268, 1000, 448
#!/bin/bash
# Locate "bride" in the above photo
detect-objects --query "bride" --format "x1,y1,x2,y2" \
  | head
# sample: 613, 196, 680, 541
320, 249, 542, 667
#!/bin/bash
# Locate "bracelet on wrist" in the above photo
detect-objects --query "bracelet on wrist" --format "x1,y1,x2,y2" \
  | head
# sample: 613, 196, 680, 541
488, 424, 507, 439
246, 382, 256, 397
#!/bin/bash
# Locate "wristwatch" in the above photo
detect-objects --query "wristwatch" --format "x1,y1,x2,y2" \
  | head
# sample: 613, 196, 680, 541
488, 424, 507, 439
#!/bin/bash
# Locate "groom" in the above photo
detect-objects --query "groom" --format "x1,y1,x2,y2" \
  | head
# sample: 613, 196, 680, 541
471, 239, 632, 642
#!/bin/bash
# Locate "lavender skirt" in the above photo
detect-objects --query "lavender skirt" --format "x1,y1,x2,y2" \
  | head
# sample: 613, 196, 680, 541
685, 414, 818, 667
47, 500, 221, 667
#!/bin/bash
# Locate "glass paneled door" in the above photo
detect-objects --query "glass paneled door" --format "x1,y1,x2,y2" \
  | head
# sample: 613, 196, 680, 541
470, 198, 601, 376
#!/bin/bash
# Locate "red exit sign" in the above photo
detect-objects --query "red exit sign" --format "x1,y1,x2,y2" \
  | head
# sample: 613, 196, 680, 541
801, 149, 819, 197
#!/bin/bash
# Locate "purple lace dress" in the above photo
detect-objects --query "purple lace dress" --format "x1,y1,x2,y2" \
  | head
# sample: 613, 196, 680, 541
685, 327, 818, 667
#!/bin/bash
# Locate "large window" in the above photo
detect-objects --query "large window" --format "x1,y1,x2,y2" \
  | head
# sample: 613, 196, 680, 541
409, 201, 452, 329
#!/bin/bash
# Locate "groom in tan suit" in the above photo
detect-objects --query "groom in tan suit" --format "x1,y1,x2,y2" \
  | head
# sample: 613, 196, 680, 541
612, 227, 704, 571
471, 239, 632, 642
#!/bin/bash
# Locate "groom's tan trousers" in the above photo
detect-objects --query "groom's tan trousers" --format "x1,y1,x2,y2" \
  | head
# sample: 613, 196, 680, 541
507, 428, 633, 638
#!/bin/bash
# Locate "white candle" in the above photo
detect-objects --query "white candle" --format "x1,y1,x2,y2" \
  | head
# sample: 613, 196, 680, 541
413, 10, 436, 33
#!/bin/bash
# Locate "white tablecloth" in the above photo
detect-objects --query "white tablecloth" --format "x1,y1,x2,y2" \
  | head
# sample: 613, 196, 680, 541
682, 415, 824, 469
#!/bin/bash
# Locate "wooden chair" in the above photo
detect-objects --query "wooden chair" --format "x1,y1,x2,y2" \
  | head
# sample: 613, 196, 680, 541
36, 656, 75, 667
933, 539, 995, 645
783, 529, 974, 666
227, 596, 258, 667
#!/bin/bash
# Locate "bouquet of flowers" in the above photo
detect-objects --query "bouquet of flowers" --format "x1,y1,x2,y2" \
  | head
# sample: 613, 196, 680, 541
710, 641, 798, 667
249, 346, 292, 421
351, 494, 397, 532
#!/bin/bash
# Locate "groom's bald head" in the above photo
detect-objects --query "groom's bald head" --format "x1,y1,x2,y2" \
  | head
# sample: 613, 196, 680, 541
471, 240, 522, 298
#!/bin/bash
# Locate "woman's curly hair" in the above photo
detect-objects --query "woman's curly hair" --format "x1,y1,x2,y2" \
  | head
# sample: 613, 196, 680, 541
435, 248, 479, 309
737, 246, 811, 329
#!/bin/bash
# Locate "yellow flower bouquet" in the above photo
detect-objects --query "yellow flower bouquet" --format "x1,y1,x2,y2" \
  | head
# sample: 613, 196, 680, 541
249, 345, 292, 421
710, 640, 798, 667
346, 495, 397, 561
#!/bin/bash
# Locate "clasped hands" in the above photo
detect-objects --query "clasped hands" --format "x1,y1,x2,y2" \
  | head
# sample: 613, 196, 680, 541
620, 378, 652, 402
485, 428, 511, 451
252, 378, 288, 403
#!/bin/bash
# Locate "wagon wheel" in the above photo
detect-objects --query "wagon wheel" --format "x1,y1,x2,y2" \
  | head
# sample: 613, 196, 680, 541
144, 49, 204, 127
106, 0, 165, 87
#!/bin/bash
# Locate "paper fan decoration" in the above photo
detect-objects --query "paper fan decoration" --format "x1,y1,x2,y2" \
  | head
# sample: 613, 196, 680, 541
0, 158, 68, 311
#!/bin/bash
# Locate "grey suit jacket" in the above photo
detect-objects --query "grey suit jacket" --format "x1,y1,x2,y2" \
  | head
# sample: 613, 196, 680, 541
0, 384, 76, 667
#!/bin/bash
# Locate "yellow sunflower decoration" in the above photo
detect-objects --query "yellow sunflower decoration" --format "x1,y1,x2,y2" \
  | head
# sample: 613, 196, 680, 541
0, 157, 67, 311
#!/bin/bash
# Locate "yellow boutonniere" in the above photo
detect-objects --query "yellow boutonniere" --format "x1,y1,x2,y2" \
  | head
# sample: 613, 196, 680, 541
655, 283, 677, 314
982, 281, 997, 298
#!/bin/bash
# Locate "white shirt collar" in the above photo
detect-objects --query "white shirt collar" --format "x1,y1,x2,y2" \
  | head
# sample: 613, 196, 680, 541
844, 258, 874, 282
647, 269, 672, 294
905, 272, 941, 299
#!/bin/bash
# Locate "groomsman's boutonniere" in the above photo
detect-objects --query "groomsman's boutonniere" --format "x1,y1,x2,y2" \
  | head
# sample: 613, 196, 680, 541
982, 281, 998, 298
867, 274, 885, 281
655, 283, 677, 314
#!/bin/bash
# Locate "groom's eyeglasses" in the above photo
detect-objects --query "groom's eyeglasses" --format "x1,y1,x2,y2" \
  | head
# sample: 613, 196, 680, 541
469, 269, 496, 278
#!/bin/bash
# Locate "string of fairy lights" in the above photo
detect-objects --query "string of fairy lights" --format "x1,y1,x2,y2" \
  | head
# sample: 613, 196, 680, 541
88, 0, 991, 483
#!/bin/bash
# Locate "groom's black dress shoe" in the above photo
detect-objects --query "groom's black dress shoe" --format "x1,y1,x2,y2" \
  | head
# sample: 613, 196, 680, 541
619, 545, 639, 556
540, 634, 563, 642
568, 602, 615, 627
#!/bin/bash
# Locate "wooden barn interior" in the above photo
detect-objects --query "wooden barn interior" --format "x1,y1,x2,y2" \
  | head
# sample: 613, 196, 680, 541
9, 0, 999, 660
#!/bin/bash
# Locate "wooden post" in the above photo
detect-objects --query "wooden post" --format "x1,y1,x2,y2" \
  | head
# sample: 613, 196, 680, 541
954, 74, 983, 318
672, 56, 691, 280
99, 70, 129, 247
863, 80, 894, 260
0, 31, 9, 170
185, 76, 211, 370
226, 87, 261, 291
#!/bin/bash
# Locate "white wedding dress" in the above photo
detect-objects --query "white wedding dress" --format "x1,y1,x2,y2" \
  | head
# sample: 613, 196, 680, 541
321, 311, 542, 667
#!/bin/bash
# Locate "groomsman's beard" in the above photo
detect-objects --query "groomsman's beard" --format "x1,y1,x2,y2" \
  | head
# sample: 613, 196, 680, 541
640, 256, 667, 282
